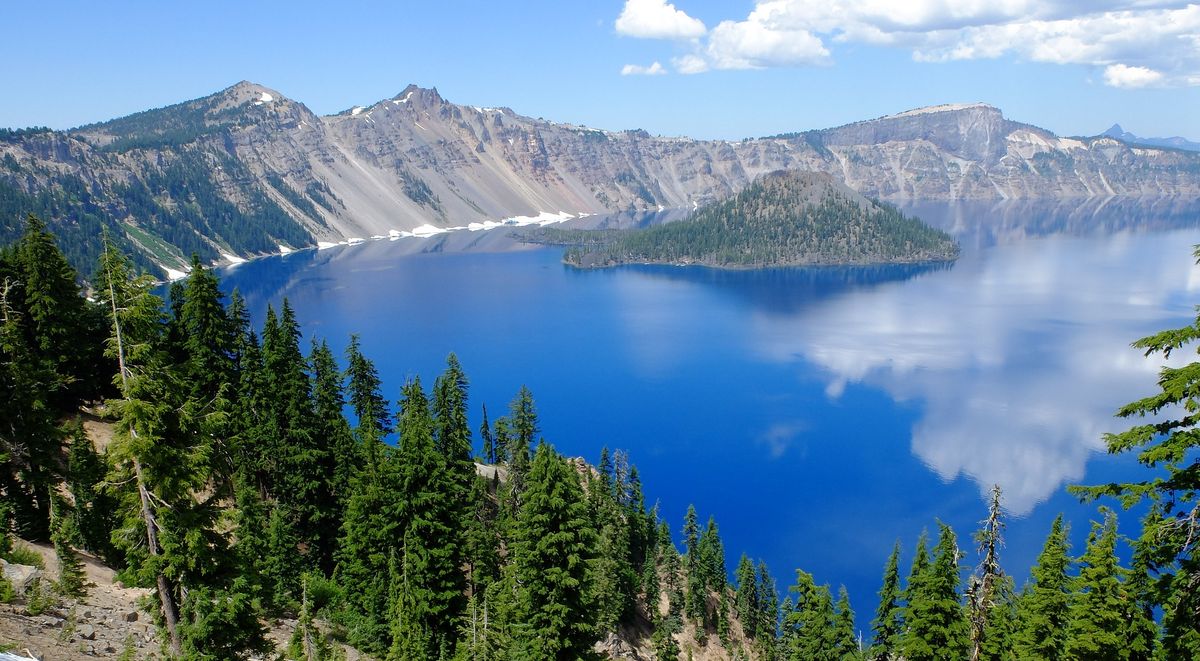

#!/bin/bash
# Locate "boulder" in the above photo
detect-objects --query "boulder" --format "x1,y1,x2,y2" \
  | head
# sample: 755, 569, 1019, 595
1, 559, 42, 595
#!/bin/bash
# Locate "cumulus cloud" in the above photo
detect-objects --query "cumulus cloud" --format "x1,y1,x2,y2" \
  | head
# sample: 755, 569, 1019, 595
672, 54, 710, 74
621, 61, 668, 76
705, 17, 830, 69
615, 0, 706, 40
617, 0, 1200, 86
1103, 63, 1166, 87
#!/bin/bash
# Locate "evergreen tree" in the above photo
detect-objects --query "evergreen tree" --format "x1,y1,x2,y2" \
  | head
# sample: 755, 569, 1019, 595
901, 523, 968, 661
391, 377, 467, 660
334, 437, 403, 653
870, 541, 903, 660
834, 585, 861, 660
1076, 258, 1200, 656
11, 214, 106, 409
309, 339, 355, 570
506, 442, 598, 658
1065, 510, 1156, 660
50, 494, 87, 598
464, 473, 502, 596
499, 387, 538, 525
756, 560, 780, 647
432, 353, 474, 539
176, 254, 235, 402
1013, 514, 1071, 659
345, 334, 391, 438
492, 416, 511, 465
682, 504, 704, 621
98, 237, 266, 657
967, 485, 1008, 661
479, 403, 494, 464
0, 244, 68, 541
65, 417, 120, 565
262, 300, 332, 575
589, 458, 634, 631
781, 569, 836, 660
735, 554, 760, 638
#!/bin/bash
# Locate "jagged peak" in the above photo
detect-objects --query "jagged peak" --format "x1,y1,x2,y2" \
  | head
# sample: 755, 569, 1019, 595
1104, 123, 1125, 136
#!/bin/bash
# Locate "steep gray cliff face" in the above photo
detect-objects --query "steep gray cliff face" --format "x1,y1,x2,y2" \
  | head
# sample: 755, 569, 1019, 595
1, 83, 1197, 274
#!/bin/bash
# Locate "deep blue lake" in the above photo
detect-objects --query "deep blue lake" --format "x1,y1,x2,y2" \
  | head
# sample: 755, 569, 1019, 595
218, 197, 1200, 635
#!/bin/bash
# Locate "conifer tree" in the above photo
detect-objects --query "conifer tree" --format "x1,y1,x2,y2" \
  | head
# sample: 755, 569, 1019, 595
50, 494, 87, 598
335, 441, 402, 653
902, 523, 968, 661
781, 570, 835, 659
589, 459, 634, 630
0, 250, 67, 540
967, 486, 1008, 661
65, 417, 119, 565
345, 334, 391, 438
834, 585, 861, 660
464, 473, 502, 595
262, 300, 332, 574
176, 255, 235, 401
870, 541, 903, 660
433, 353, 475, 537
682, 504, 704, 621
309, 339, 356, 569
479, 403, 494, 464
99, 237, 266, 657
1076, 255, 1200, 656
756, 560, 780, 645
1065, 510, 1156, 660
1013, 514, 1071, 659
735, 554, 760, 637
499, 387, 538, 524
11, 214, 105, 410
391, 377, 467, 659
506, 442, 598, 658
491, 416, 511, 465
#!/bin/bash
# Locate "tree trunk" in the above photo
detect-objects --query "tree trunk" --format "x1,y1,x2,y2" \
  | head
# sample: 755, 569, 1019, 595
136, 457, 181, 656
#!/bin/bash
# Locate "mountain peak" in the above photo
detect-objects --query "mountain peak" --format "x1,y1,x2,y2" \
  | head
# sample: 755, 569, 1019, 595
216, 80, 287, 108
1104, 123, 1125, 137
885, 102, 999, 120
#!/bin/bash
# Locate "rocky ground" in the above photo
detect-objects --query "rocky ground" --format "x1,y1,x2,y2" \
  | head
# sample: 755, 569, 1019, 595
0, 542, 155, 659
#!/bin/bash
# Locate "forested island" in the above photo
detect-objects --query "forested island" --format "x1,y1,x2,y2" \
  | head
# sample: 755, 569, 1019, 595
0, 214, 1197, 660
562, 171, 960, 269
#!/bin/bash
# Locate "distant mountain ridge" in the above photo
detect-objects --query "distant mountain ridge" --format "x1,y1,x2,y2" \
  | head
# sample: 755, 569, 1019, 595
2, 82, 1198, 276
1101, 123, 1200, 152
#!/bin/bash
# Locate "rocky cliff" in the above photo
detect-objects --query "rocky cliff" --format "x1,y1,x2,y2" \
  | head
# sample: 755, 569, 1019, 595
2, 83, 1196, 275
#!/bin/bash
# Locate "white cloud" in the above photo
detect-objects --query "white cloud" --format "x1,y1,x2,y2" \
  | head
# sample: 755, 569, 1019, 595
705, 17, 830, 69
672, 54, 710, 74
617, 0, 1200, 86
1103, 63, 1166, 87
615, 0, 707, 40
621, 61, 668, 76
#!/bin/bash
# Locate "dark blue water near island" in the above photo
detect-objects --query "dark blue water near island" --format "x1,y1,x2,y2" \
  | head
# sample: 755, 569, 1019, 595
218, 197, 1200, 635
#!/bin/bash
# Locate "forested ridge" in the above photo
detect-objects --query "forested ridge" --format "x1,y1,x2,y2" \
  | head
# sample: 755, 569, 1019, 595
564, 171, 959, 269
0, 215, 1198, 659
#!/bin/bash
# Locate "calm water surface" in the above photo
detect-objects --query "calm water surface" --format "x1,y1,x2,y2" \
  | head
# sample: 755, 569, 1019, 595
220, 198, 1200, 632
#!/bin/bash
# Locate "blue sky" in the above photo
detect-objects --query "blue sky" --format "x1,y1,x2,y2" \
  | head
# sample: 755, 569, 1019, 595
5, 1, 1198, 140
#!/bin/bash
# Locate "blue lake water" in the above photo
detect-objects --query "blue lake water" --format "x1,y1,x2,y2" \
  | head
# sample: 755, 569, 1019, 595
219, 197, 1200, 633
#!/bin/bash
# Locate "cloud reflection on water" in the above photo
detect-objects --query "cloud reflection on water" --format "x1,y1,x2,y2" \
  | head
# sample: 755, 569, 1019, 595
750, 230, 1200, 514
